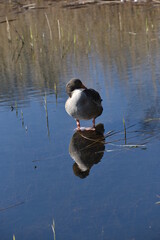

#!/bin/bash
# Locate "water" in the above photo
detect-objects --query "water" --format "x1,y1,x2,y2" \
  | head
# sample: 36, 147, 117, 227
0, 2, 160, 239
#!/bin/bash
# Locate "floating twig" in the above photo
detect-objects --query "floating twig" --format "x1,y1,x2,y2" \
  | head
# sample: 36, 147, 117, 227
0, 201, 24, 212
0, 18, 16, 24
108, 143, 147, 150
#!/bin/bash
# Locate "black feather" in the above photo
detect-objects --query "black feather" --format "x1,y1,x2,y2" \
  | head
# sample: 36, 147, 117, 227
83, 89, 102, 103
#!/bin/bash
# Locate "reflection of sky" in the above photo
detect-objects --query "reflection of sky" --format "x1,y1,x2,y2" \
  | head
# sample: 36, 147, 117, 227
1, 94, 160, 239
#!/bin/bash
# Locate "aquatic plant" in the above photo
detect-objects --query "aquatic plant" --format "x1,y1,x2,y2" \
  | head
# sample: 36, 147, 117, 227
123, 117, 126, 144
6, 16, 11, 41
51, 219, 56, 240
45, 12, 52, 40
21, 110, 24, 127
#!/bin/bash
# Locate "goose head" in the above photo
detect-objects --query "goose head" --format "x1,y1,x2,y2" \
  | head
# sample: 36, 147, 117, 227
66, 78, 86, 97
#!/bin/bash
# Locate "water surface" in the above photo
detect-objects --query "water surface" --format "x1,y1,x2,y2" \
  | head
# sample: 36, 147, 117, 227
0, 2, 160, 239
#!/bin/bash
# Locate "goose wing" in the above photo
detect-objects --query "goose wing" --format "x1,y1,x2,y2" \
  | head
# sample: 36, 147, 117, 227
83, 89, 102, 104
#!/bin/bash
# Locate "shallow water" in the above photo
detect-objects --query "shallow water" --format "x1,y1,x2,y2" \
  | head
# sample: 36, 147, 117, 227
0, 2, 160, 240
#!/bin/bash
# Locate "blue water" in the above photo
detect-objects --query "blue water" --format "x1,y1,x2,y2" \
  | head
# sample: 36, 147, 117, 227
0, 3, 160, 240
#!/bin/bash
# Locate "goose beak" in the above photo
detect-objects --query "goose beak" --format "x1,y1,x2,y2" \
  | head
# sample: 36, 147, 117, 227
81, 83, 87, 89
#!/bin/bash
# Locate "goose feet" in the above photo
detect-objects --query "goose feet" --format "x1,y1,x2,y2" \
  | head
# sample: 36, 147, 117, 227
75, 119, 96, 131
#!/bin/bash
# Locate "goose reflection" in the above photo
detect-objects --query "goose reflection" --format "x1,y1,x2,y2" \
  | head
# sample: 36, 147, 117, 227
69, 123, 105, 178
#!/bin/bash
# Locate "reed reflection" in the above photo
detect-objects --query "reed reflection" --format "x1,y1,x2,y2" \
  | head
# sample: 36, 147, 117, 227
0, 4, 160, 107
69, 123, 105, 178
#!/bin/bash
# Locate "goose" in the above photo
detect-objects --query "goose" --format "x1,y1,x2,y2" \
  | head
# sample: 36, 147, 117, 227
65, 78, 103, 130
